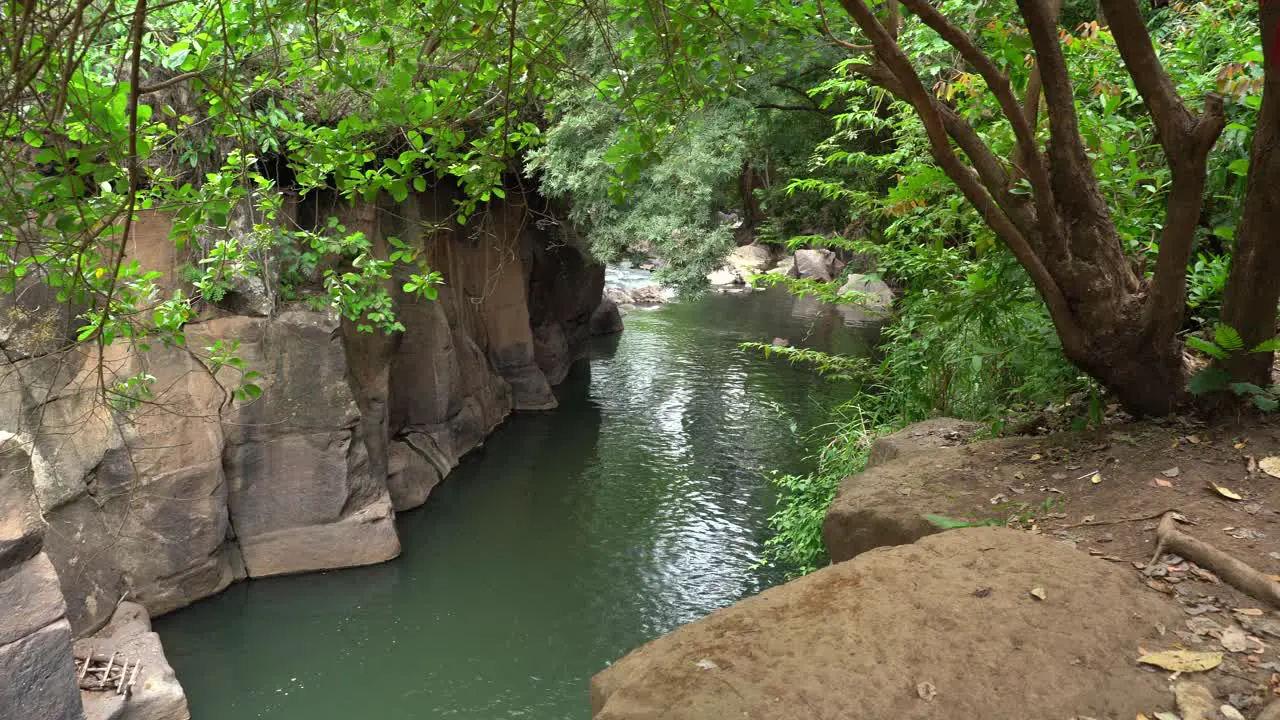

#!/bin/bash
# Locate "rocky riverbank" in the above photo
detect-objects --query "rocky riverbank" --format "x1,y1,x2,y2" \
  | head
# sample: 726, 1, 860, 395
593, 417, 1280, 718
0, 184, 620, 720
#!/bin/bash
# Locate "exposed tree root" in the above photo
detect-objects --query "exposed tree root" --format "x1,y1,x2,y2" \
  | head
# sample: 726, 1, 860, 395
1152, 511, 1280, 609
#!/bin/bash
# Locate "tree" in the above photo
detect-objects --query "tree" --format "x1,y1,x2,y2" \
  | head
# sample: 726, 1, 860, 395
806, 0, 1273, 415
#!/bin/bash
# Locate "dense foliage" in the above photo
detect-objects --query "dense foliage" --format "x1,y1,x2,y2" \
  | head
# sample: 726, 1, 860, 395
2, 0, 1274, 567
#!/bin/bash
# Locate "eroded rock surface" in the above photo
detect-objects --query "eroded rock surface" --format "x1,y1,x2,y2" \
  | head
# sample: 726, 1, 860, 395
76, 603, 189, 720
0, 185, 606, 636
822, 418, 984, 563
793, 248, 844, 282
0, 437, 82, 720
591, 527, 1181, 719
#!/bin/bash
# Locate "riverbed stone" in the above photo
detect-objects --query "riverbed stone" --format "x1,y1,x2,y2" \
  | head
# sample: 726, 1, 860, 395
705, 267, 741, 286
838, 273, 895, 312
590, 300, 624, 336
726, 244, 772, 274
76, 603, 190, 720
793, 248, 844, 282
591, 527, 1181, 719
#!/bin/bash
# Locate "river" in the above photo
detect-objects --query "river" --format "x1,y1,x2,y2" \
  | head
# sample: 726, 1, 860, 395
155, 272, 878, 719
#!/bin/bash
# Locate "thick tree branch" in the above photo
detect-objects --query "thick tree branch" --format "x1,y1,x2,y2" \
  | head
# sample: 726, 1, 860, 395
1015, 0, 1062, 180
754, 103, 834, 113
837, 0, 1087, 359
897, 0, 1057, 241
1019, 0, 1127, 272
1100, 0, 1225, 339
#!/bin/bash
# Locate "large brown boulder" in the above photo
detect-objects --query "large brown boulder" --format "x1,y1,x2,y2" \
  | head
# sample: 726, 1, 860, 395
591, 528, 1181, 720
823, 418, 984, 563
76, 602, 189, 720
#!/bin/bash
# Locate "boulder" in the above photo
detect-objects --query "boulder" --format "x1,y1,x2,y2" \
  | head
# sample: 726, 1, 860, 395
838, 273, 895, 312
0, 619, 83, 720
590, 300, 625, 336
823, 418, 985, 563
0, 432, 44, 568
604, 287, 634, 305
76, 603, 189, 720
705, 267, 741, 286
628, 285, 667, 305
725, 244, 772, 275
220, 274, 274, 317
867, 417, 984, 467
793, 248, 844, 282
0, 553, 81, 720
766, 256, 796, 277
591, 528, 1182, 720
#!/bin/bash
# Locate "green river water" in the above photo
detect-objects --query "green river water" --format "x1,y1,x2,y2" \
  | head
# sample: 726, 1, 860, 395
155, 278, 878, 719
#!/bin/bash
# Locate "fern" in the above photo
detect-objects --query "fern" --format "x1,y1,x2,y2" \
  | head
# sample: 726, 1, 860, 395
1215, 323, 1245, 352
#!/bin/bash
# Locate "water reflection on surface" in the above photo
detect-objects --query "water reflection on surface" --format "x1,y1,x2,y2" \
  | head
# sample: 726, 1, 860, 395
156, 275, 876, 720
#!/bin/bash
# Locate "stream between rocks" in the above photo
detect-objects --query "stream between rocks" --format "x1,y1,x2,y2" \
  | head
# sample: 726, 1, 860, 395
154, 273, 878, 719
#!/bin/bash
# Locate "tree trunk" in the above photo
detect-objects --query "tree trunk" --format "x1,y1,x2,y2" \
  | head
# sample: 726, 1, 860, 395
1064, 309, 1185, 416
1220, 0, 1280, 385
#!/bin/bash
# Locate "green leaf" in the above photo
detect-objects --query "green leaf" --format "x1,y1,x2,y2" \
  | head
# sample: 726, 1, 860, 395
1252, 338, 1280, 353
1254, 396, 1279, 413
1188, 367, 1231, 395
1215, 324, 1245, 352
1228, 382, 1266, 397
1185, 335, 1227, 360
23, 130, 43, 148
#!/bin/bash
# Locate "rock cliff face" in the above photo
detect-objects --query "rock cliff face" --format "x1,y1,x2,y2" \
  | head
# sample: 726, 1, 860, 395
0, 185, 608, 638
0, 435, 84, 720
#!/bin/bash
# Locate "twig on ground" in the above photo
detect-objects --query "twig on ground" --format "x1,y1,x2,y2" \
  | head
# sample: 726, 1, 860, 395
1060, 509, 1183, 529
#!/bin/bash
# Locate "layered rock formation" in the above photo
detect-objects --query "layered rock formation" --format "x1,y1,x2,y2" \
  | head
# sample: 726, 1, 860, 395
0, 184, 609, 641
0, 435, 84, 720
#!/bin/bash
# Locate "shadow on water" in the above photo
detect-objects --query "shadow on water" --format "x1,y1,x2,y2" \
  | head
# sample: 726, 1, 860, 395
155, 282, 877, 720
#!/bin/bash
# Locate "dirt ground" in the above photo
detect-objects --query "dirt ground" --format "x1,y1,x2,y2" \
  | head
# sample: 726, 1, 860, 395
932, 415, 1280, 717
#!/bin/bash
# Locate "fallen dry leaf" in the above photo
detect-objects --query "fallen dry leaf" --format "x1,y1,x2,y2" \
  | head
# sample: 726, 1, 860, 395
1221, 626, 1250, 653
694, 658, 719, 671
1153, 478, 1174, 488
1234, 608, 1264, 616
1138, 649, 1223, 672
1163, 467, 1181, 478
1209, 482, 1243, 501
1030, 453, 1042, 461
1260, 456, 1280, 479
1090, 472, 1102, 485
915, 681, 937, 702
1221, 705, 1246, 720
1030, 587, 1047, 601
1186, 435, 1201, 444
1235, 441, 1248, 450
